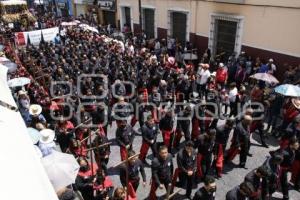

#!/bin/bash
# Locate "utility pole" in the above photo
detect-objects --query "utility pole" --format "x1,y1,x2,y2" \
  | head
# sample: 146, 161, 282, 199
138, 0, 142, 33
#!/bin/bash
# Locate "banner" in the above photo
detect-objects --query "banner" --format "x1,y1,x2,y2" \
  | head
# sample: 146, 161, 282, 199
98, 0, 116, 11
15, 27, 59, 46
42, 27, 59, 43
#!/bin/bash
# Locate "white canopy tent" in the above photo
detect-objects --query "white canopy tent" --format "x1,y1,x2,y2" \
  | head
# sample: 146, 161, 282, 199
0, 66, 58, 200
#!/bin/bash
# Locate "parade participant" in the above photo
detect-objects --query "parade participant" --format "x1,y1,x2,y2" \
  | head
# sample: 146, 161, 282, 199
244, 166, 270, 200
56, 117, 75, 152
149, 145, 174, 200
75, 157, 98, 200
261, 152, 283, 200
195, 129, 216, 179
220, 88, 230, 117
193, 176, 216, 200
92, 132, 111, 172
116, 120, 136, 161
215, 62, 228, 89
139, 115, 159, 165
173, 141, 197, 199
28, 104, 47, 128
159, 109, 175, 152
92, 169, 113, 200
228, 83, 238, 117
174, 106, 192, 149
290, 116, 300, 190
226, 115, 252, 168
213, 119, 234, 177
112, 187, 136, 200
196, 63, 210, 99
226, 181, 255, 200
280, 98, 300, 136
38, 128, 56, 157
278, 138, 299, 200
119, 150, 146, 191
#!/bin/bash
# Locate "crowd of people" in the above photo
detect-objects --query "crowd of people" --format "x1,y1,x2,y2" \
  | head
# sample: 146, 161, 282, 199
2, 14, 300, 200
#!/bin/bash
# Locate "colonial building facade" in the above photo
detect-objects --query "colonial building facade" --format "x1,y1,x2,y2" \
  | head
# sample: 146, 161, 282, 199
117, 0, 300, 75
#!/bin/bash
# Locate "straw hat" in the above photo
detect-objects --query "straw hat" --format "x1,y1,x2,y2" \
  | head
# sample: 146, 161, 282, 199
292, 98, 300, 109
29, 104, 42, 116
39, 129, 55, 144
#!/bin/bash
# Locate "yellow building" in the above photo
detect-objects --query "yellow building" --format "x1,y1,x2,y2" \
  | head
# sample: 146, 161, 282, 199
117, 0, 300, 75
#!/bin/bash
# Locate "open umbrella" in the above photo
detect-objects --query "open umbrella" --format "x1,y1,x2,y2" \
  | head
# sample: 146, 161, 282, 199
41, 151, 80, 191
275, 84, 300, 97
7, 77, 31, 87
2, 62, 18, 73
27, 127, 41, 144
250, 73, 279, 84
79, 24, 99, 33
183, 53, 198, 60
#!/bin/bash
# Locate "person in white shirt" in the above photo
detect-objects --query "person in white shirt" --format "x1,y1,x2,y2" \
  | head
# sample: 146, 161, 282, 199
267, 58, 276, 74
228, 82, 238, 117
196, 63, 211, 98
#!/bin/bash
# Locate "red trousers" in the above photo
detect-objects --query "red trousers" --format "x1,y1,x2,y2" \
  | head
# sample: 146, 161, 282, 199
130, 116, 138, 127
196, 154, 204, 178
226, 146, 240, 161
291, 160, 300, 185
139, 141, 150, 161
174, 129, 183, 148
162, 129, 173, 148
120, 146, 128, 161
215, 144, 224, 177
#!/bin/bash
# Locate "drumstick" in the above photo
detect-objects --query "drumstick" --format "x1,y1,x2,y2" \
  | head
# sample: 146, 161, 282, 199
80, 129, 99, 143
113, 153, 140, 168
85, 142, 111, 152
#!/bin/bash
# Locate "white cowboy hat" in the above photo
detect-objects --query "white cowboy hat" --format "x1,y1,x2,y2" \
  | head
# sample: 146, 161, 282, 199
211, 72, 216, 77
292, 98, 300, 109
219, 63, 225, 68
29, 104, 42, 116
17, 90, 27, 96
39, 129, 55, 144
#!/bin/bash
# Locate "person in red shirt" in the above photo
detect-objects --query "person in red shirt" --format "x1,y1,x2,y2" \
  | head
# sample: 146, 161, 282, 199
215, 63, 228, 89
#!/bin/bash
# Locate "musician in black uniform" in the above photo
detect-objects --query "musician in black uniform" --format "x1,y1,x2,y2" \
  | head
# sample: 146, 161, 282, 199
226, 181, 255, 200
193, 176, 216, 200
174, 141, 197, 199
119, 150, 146, 192
261, 152, 283, 200
195, 129, 216, 178
279, 138, 299, 200
149, 145, 174, 200
231, 115, 252, 168
244, 166, 270, 200
159, 109, 175, 152
92, 133, 110, 173
174, 106, 192, 149
116, 120, 136, 161
139, 115, 159, 165
214, 119, 234, 177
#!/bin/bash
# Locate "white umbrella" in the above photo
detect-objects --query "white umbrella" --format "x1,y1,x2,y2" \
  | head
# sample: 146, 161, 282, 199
7, 77, 31, 87
79, 24, 99, 33
41, 151, 80, 191
0, 56, 10, 62
61, 21, 80, 26
1, 62, 18, 73
250, 73, 279, 84
275, 84, 300, 97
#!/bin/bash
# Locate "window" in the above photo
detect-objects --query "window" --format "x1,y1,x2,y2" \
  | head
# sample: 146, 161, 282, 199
170, 11, 187, 44
209, 13, 244, 58
215, 20, 237, 56
142, 8, 155, 39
